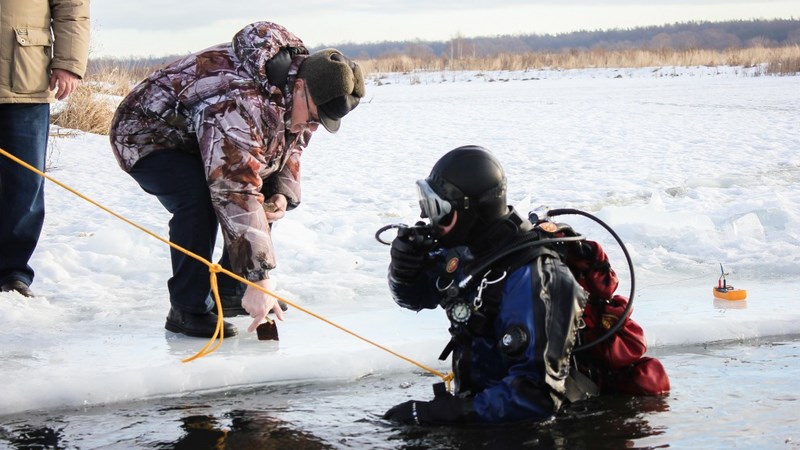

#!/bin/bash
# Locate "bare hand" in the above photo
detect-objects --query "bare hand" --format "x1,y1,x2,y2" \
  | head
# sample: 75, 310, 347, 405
264, 194, 288, 222
49, 68, 81, 101
242, 278, 285, 333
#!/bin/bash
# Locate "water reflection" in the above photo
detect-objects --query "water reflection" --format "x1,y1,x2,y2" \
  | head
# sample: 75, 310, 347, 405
157, 409, 332, 449
1, 424, 63, 449
713, 299, 747, 310
161, 331, 281, 361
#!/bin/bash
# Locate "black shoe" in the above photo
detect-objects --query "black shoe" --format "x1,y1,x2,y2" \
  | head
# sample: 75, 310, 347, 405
165, 307, 238, 338
220, 294, 288, 317
220, 294, 249, 317
0, 280, 34, 297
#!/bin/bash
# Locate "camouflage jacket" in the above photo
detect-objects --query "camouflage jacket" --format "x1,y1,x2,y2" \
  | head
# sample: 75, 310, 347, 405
110, 22, 310, 281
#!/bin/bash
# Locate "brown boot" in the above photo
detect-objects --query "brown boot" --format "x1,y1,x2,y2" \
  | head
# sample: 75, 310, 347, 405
0, 280, 34, 297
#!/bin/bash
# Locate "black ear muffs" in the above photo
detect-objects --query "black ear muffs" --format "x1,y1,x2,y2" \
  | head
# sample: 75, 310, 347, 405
265, 48, 294, 90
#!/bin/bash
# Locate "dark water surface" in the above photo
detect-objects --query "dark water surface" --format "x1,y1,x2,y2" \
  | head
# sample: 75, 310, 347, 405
1, 335, 798, 449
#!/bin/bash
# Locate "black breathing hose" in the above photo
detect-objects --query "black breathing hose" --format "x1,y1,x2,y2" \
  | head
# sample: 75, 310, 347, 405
546, 208, 636, 352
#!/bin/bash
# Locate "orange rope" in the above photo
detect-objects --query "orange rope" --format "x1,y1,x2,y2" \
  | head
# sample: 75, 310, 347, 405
0, 147, 453, 386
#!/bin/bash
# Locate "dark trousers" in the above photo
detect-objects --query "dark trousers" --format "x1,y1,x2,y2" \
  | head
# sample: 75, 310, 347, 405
128, 150, 244, 313
0, 103, 50, 286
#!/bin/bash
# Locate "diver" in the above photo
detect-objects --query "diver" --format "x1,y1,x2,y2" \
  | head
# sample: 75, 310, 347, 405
381, 145, 669, 425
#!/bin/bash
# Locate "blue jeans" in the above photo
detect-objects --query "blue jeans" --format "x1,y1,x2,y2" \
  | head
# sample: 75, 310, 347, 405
128, 150, 244, 313
0, 103, 50, 287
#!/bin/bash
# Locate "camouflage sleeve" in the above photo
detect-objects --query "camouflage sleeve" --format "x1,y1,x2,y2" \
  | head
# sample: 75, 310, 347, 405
197, 97, 275, 282
262, 146, 302, 210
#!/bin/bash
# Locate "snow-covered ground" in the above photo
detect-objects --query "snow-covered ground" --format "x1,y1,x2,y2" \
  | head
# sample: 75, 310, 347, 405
1, 65, 798, 416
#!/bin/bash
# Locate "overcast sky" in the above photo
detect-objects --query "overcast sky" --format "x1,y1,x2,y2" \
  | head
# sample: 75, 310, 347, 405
90, 1, 798, 58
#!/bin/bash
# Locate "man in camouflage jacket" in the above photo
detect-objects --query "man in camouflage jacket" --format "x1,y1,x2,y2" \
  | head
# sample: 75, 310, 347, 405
110, 21, 364, 338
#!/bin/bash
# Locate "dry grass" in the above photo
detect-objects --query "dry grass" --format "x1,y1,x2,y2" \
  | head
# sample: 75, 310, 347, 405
50, 67, 132, 135
53, 45, 799, 135
359, 45, 800, 75
50, 84, 113, 135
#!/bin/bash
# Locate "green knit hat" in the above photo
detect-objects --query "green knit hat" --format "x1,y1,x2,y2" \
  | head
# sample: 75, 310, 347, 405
298, 48, 365, 133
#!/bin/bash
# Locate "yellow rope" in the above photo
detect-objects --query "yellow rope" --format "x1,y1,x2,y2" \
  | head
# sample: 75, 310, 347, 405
0, 147, 453, 385
180, 264, 225, 363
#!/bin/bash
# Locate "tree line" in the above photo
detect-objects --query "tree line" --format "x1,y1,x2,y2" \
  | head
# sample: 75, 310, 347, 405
89, 19, 799, 76
321, 19, 800, 60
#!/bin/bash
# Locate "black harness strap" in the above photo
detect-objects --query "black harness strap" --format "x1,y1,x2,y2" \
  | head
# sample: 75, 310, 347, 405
438, 244, 562, 359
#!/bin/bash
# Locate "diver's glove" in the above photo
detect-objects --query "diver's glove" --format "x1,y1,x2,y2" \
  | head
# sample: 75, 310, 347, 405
383, 383, 475, 425
388, 234, 429, 283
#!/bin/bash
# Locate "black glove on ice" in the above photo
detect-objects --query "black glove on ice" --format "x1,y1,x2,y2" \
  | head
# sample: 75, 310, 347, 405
383, 385, 475, 425
388, 235, 428, 283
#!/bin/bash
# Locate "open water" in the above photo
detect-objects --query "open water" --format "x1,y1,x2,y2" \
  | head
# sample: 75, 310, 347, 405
1, 335, 798, 449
